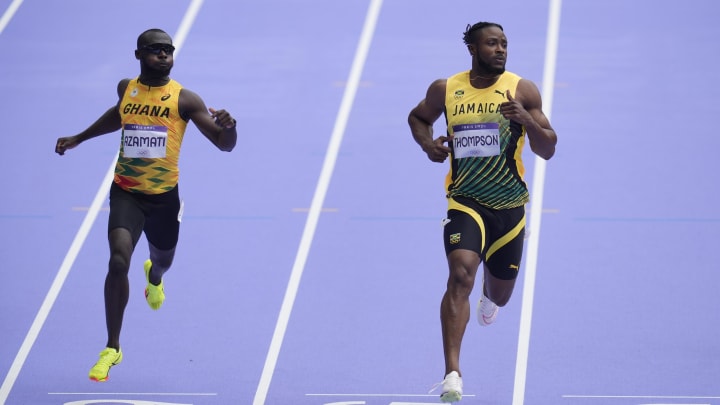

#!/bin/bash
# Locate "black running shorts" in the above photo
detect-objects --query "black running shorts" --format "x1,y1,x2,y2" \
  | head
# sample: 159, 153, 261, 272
442, 196, 526, 280
108, 182, 181, 250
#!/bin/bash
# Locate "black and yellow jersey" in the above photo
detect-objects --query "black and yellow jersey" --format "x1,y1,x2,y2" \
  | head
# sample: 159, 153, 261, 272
444, 70, 529, 209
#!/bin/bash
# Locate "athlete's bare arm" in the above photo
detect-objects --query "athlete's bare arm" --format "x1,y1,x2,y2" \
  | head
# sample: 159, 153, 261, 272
499, 79, 557, 160
179, 88, 237, 152
408, 79, 452, 163
54, 79, 130, 156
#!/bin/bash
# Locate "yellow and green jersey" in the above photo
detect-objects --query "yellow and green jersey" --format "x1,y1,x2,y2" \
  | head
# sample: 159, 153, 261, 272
114, 78, 188, 194
444, 70, 529, 209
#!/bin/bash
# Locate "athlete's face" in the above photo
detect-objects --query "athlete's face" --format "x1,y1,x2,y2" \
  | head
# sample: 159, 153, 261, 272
469, 26, 507, 75
136, 32, 174, 77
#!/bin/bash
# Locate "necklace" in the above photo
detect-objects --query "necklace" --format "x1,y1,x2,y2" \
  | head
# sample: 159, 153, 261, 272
470, 74, 498, 81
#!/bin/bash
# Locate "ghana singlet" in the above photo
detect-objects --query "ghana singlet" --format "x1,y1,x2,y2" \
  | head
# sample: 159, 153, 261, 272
114, 78, 188, 194
444, 70, 529, 209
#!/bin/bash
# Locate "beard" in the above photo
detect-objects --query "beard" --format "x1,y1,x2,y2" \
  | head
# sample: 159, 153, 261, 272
475, 54, 505, 75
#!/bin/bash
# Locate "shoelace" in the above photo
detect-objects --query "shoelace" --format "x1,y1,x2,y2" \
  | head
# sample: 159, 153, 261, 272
428, 372, 461, 394
428, 380, 442, 394
96, 350, 119, 367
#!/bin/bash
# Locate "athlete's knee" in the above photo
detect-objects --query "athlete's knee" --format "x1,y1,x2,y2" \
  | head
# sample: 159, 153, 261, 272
108, 251, 131, 276
447, 267, 475, 294
107, 229, 134, 276
447, 258, 480, 296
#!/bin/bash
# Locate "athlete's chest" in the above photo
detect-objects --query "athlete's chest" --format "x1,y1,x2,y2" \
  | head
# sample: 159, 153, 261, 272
446, 88, 509, 120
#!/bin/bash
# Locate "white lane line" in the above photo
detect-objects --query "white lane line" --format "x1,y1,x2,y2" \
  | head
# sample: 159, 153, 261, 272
0, 2, 204, 402
511, 0, 562, 404
305, 393, 476, 397
0, 160, 115, 404
48, 392, 216, 396
0, 0, 23, 35
563, 394, 720, 400
251, 1, 384, 404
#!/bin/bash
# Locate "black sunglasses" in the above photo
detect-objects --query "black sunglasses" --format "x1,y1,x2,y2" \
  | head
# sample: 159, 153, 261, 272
141, 43, 175, 55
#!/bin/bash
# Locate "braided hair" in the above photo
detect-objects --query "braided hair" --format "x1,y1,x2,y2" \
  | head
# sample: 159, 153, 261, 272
463, 22, 504, 45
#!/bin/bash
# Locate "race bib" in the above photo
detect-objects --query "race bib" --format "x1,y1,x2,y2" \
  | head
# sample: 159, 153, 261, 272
452, 123, 500, 158
122, 124, 168, 158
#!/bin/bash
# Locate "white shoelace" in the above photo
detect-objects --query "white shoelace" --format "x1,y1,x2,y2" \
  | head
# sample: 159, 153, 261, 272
428, 371, 462, 394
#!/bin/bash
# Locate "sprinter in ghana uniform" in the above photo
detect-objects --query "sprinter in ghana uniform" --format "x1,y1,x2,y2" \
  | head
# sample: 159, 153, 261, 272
55, 28, 237, 383
115, 77, 187, 194
408, 22, 557, 403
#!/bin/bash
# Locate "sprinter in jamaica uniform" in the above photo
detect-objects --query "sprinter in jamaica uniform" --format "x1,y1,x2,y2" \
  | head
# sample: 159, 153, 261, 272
408, 22, 557, 403
55, 28, 237, 382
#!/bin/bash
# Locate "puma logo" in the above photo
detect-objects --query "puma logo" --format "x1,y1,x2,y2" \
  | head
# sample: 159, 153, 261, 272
494, 89, 506, 98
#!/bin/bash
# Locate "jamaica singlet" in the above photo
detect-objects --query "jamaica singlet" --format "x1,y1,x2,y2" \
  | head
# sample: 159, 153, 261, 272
114, 78, 188, 194
444, 70, 529, 209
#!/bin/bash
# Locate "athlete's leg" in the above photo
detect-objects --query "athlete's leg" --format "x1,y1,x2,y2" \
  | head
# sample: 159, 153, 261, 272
482, 208, 525, 307
482, 264, 517, 307
441, 248, 481, 375
143, 187, 180, 285
104, 183, 145, 350
147, 243, 176, 285
105, 227, 135, 350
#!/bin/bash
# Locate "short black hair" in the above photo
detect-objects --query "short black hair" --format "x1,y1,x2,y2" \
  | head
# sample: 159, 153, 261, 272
137, 28, 169, 49
463, 22, 503, 45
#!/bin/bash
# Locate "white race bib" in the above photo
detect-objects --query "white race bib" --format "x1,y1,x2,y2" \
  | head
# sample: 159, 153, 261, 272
122, 124, 168, 158
452, 123, 500, 159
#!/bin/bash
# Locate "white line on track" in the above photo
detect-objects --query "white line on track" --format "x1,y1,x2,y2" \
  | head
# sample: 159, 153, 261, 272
48, 392, 216, 396
0, 1, 204, 402
0, 0, 23, 34
563, 394, 720, 401
305, 393, 476, 397
511, 0, 562, 404
252, 1, 384, 404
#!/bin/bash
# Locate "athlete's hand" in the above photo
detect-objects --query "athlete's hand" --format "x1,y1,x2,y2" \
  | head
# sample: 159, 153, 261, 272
499, 90, 533, 126
209, 108, 236, 129
55, 136, 80, 156
423, 135, 452, 163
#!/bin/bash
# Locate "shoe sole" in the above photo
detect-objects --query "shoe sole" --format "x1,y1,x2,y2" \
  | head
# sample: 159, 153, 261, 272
440, 391, 462, 403
89, 358, 122, 382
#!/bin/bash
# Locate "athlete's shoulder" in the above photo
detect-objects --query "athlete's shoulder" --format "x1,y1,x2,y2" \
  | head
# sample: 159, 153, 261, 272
119, 77, 135, 85
168, 78, 184, 88
116, 78, 135, 99
515, 78, 543, 106
428, 77, 447, 90
447, 70, 470, 82
501, 71, 522, 81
